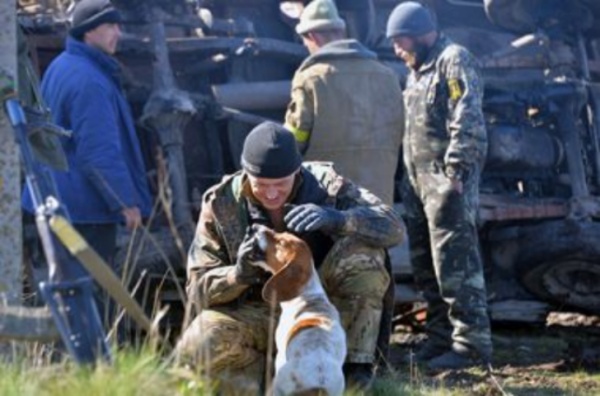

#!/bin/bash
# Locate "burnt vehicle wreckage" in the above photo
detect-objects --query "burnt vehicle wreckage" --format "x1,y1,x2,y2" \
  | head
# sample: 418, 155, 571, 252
15, 0, 600, 340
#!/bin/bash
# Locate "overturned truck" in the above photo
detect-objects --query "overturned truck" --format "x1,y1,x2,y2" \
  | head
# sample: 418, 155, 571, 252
17, 0, 600, 329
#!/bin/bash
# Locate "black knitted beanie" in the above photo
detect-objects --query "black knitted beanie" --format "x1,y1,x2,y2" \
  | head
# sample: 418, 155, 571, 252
241, 122, 302, 179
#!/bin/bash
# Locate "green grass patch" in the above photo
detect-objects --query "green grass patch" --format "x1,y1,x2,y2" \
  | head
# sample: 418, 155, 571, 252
0, 348, 210, 396
0, 346, 598, 395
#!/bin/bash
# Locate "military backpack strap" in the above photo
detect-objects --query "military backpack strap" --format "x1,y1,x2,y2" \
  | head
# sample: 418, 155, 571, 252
210, 173, 249, 262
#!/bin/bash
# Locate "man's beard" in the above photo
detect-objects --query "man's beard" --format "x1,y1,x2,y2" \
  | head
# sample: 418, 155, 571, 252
401, 41, 431, 70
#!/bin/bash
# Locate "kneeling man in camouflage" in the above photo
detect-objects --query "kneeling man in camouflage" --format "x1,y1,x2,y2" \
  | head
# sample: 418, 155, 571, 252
176, 121, 404, 392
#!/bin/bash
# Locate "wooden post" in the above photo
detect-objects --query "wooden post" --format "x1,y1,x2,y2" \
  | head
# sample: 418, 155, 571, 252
0, 1, 22, 304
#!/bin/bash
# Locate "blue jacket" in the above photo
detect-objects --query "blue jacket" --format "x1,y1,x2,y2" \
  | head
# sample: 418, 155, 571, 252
23, 37, 152, 223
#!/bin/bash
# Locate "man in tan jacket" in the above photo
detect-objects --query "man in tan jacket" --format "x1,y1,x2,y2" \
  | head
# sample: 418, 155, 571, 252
285, 0, 405, 205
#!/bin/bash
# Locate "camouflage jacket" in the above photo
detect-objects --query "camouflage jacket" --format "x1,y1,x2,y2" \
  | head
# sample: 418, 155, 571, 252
187, 162, 404, 308
403, 34, 487, 178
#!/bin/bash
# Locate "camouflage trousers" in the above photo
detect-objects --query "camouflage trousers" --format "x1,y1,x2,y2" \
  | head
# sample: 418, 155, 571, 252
175, 236, 390, 390
401, 164, 492, 359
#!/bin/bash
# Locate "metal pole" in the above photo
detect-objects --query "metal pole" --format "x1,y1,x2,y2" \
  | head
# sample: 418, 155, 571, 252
211, 80, 292, 111
0, 3, 22, 304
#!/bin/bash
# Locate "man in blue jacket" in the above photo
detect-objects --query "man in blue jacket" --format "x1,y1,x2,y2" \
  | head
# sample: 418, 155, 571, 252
23, 0, 152, 298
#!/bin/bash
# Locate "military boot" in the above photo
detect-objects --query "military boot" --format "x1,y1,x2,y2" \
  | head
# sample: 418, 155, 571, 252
402, 340, 448, 364
426, 348, 491, 371
343, 363, 374, 392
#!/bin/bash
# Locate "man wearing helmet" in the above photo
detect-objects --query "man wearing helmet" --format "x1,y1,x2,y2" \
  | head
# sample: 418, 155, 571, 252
386, 1, 492, 370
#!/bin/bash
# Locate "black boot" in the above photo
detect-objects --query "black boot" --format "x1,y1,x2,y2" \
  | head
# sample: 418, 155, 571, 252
401, 340, 449, 364
427, 348, 491, 371
414, 341, 448, 363
343, 363, 374, 392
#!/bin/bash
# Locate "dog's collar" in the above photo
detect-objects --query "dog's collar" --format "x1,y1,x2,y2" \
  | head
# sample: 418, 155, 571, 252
286, 316, 332, 345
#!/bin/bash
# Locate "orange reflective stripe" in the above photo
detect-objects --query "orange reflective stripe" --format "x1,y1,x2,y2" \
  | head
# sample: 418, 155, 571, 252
286, 316, 331, 346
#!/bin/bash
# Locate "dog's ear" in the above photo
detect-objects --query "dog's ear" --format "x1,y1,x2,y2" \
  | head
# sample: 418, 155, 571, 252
262, 253, 312, 303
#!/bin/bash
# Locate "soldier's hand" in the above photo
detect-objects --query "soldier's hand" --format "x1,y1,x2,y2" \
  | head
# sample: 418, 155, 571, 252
232, 229, 269, 285
284, 203, 345, 234
122, 206, 142, 231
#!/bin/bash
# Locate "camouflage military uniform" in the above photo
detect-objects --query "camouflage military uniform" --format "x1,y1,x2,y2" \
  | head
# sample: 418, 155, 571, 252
400, 34, 492, 359
177, 162, 403, 389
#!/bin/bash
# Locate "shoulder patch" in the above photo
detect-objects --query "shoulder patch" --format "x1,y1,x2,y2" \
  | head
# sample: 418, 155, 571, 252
448, 78, 463, 101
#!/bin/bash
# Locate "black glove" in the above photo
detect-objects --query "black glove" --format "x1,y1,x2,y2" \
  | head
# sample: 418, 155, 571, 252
284, 203, 346, 234
232, 230, 268, 285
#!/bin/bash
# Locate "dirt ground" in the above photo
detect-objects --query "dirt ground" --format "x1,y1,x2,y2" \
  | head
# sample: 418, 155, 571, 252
384, 312, 600, 395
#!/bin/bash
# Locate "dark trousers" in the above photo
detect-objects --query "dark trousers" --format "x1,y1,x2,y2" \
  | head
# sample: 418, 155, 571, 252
64, 223, 118, 328
74, 223, 118, 265
401, 166, 492, 359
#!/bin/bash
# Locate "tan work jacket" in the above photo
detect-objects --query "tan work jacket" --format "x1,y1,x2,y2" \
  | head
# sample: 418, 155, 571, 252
285, 39, 404, 205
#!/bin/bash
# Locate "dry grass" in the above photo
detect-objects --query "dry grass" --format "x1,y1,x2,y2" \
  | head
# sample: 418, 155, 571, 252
386, 320, 600, 396
0, 326, 598, 396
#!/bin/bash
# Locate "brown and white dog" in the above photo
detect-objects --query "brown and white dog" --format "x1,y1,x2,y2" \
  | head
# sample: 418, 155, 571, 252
251, 225, 346, 396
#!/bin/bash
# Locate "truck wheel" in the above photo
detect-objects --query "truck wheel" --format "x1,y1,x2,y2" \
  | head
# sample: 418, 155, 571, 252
484, 0, 595, 36
484, 0, 539, 34
516, 220, 600, 313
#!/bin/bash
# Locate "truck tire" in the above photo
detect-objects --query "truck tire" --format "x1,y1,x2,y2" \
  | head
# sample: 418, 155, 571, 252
484, 0, 595, 36
484, 0, 539, 34
515, 219, 600, 313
